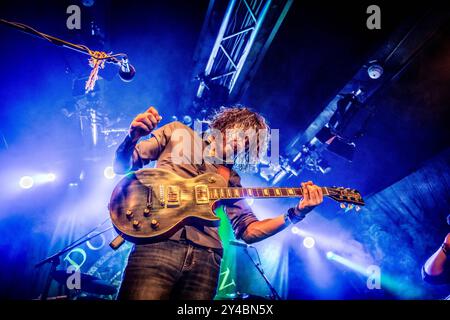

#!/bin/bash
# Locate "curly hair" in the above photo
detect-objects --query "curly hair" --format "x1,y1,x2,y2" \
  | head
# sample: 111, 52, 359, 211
209, 106, 269, 134
208, 106, 270, 171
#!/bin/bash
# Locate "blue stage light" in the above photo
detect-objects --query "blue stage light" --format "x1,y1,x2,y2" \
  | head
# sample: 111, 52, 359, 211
291, 226, 300, 234
303, 236, 315, 249
19, 176, 34, 189
103, 166, 116, 179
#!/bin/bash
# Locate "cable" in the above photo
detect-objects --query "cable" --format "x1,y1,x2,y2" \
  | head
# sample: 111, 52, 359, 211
1, 19, 127, 62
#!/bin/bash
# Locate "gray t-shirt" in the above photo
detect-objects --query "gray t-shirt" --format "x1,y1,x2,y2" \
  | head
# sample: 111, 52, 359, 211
114, 121, 259, 253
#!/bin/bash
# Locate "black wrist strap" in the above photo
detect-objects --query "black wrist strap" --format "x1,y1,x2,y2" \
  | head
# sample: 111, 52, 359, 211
285, 207, 307, 225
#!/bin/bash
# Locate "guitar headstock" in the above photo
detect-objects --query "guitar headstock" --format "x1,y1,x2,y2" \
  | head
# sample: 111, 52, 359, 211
326, 186, 365, 209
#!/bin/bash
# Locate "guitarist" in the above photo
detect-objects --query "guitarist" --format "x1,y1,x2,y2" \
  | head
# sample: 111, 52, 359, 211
113, 106, 324, 300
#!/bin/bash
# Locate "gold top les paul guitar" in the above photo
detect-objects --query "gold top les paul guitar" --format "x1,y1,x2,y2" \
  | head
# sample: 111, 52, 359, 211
108, 168, 364, 248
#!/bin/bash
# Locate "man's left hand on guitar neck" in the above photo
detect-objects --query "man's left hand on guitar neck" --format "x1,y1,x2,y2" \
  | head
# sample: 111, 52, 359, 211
241, 181, 323, 244
295, 180, 324, 214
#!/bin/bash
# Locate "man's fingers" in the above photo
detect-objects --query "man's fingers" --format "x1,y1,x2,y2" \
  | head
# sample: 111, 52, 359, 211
308, 185, 318, 203
132, 121, 151, 133
317, 185, 323, 199
145, 106, 156, 114
145, 106, 162, 121
139, 117, 154, 130
147, 113, 158, 127
302, 183, 310, 200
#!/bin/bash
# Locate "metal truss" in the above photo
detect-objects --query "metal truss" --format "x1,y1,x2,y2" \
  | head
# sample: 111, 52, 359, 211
196, 0, 272, 98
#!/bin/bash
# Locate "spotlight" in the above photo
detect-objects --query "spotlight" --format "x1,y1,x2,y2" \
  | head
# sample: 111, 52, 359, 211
245, 198, 254, 206
367, 63, 383, 79
291, 226, 300, 234
103, 166, 116, 179
182, 115, 193, 127
303, 237, 315, 249
326, 251, 335, 260
34, 173, 57, 184
19, 176, 34, 189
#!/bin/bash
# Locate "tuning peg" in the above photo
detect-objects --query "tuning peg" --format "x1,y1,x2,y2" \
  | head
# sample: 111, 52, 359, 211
348, 204, 354, 210
355, 205, 361, 212
340, 203, 346, 209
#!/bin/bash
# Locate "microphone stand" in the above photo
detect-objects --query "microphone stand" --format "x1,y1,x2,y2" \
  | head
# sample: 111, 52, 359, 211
35, 218, 113, 300
243, 245, 281, 300
0, 18, 123, 64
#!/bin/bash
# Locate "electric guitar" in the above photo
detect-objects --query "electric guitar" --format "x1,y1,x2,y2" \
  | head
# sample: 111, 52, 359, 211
108, 168, 364, 248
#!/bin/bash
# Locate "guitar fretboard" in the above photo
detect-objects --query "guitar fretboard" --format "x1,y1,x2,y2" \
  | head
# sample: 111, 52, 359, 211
208, 187, 329, 200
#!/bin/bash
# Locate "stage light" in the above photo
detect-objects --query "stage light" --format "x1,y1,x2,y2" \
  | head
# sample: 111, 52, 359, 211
82, 0, 95, 7
19, 176, 34, 189
245, 198, 254, 206
325, 251, 367, 274
103, 166, 116, 179
291, 226, 300, 234
34, 173, 57, 184
367, 64, 383, 79
303, 237, 315, 249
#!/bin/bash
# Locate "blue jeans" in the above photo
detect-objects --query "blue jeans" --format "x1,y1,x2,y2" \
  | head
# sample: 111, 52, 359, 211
118, 240, 222, 300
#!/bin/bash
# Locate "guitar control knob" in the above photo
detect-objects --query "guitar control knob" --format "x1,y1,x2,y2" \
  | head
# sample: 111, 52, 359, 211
150, 219, 160, 229
143, 208, 151, 217
126, 209, 133, 219
132, 220, 141, 229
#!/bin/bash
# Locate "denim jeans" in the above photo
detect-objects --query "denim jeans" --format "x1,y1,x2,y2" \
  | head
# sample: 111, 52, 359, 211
118, 240, 222, 300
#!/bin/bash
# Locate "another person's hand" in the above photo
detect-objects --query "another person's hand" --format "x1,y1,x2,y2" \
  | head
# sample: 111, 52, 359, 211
296, 181, 323, 214
129, 107, 162, 142
444, 233, 450, 246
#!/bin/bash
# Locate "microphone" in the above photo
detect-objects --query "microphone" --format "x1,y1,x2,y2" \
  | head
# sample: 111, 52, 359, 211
118, 57, 136, 82
229, 240, 250, 248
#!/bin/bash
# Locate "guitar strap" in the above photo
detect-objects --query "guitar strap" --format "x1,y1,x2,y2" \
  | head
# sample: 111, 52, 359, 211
216, 165, 231, 185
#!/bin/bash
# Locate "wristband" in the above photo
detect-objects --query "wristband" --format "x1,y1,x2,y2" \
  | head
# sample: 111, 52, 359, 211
284, 207, 307, 225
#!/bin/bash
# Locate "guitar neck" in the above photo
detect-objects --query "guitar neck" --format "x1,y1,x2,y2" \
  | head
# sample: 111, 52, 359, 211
208, 186, 330, 200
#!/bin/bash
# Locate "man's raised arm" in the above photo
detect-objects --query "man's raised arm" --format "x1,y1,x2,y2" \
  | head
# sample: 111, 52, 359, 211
113, 106, 161, 174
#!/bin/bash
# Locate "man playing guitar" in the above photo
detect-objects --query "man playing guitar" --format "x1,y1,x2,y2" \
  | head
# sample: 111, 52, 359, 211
113, 106, 324, 300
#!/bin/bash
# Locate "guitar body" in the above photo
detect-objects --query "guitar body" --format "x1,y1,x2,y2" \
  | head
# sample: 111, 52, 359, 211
109, 168, 226, 243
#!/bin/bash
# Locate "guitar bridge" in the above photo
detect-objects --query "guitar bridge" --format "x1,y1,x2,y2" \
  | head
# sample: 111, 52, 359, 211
195, 185, 209, 204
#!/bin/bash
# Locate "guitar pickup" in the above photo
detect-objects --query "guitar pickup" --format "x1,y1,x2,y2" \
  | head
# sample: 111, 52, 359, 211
166, 185, 180, 207
195, 185, 209, 204
159, 185, 165, 207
